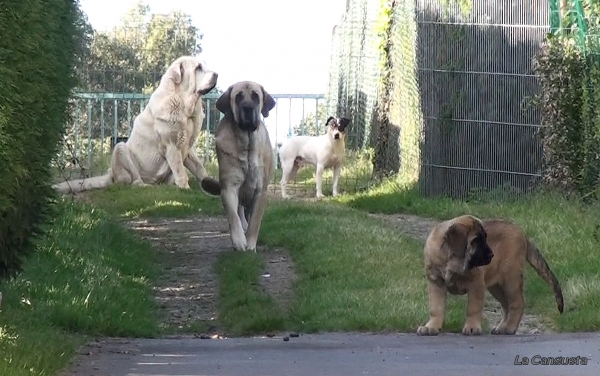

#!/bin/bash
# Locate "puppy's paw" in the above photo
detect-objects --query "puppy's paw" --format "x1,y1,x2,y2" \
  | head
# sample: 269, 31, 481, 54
316, 193, 325, 199
461, 323, 482, 336
491, 325, 517, 335
416, 325, 440, 336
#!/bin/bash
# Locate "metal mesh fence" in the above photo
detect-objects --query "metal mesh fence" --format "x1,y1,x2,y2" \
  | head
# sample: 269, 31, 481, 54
326, 0, 550, 199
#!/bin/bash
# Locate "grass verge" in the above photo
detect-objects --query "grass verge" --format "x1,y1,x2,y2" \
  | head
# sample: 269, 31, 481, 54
214, 251, 286, 336
336, 177, 600, 332
0, 200, 160, 376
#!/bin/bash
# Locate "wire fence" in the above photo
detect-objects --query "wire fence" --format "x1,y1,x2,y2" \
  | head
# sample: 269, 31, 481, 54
326, 0, 551, 199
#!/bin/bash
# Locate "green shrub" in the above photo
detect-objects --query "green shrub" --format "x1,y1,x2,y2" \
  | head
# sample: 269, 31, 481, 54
0, 0, 86, 280
533, 35, 600, 196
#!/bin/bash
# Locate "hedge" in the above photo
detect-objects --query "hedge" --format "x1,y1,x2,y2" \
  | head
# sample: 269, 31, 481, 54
0, 0, 85, 280
533, 34, 600, 196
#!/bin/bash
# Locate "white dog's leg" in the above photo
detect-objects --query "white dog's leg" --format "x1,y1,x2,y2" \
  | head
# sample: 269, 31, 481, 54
222, 187, 247, 251
164, 144, 190, 189
245, 192, 268, 252
238, 205, 248, 232
332, 164, 342, 197
111, 143, 146, 186
315, 163, 325, 198
183, 152, 208, 183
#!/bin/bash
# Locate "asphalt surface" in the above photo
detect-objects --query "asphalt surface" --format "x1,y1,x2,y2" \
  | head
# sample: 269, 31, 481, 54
61, 332, 600, 376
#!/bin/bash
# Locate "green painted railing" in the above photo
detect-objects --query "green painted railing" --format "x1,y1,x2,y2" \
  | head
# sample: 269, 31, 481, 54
57, 91, 325, 177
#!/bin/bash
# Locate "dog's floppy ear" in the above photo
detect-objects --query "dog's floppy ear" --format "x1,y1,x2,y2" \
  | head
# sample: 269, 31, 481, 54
169, 62, 184, 85
216, 86, 233, 114
260, 85, 276, 118
338, 117, 351, 131
326, 116, 335, 126
444, 222, 468, 256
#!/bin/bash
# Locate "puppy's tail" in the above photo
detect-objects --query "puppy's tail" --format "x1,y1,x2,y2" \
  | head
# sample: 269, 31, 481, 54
52, 174, 113, 194
201, 177, 221, 196
526, 240, 564, 313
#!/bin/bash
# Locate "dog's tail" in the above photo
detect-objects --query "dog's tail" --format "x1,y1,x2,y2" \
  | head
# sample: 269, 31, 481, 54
526, 240, 564, 314
200, 177, 221, 196
52, 174, 113, 194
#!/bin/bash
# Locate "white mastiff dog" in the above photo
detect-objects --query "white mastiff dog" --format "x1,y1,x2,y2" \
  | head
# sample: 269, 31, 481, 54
53, 55, 218, 194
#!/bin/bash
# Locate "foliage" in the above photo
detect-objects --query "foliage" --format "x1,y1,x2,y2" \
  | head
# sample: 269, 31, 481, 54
532, 34, 600, 195
0, 0, 85, 280
371, 0, 397, 178
292, 103, 327, 136
79, 0, 203, 94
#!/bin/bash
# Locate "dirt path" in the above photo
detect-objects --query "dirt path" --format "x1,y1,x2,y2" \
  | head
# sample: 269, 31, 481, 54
369, 213, 553, 335
125, 215, 296, 334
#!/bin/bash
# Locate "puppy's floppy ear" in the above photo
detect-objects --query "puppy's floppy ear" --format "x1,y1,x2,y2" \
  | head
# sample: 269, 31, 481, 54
169, 62, 184, 85
216, 86, 233, 114
326, 116, 335, 126
444, 223, 468, 255
260, 85, 276, 118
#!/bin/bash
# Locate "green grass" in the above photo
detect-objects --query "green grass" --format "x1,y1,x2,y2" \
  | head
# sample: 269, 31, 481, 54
25, 163, 596, 370
215, 252, 286, 336
83, 181, 223, 219
0, 199, 160, 376
336, 177, 600, 332
259, 201, 438, 333
76, 173, 600, 336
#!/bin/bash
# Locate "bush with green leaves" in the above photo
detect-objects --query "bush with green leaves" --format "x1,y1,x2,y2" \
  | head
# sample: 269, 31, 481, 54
532, 35, 600, 195
0, 0, 86, 280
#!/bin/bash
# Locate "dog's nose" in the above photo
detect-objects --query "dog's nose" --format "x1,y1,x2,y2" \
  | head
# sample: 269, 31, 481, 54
334, 134, 340, 139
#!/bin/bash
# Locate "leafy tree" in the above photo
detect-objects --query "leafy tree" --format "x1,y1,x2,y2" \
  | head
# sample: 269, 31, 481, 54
292, 103, 327, 137
80, 1, 203, 93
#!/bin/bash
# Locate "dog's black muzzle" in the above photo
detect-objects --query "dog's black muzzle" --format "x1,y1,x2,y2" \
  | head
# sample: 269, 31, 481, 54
468, 246, 494, 269
238, 104, 259, 132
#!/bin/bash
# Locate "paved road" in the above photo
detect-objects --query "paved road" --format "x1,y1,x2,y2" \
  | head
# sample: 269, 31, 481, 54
62, 332, 599, 376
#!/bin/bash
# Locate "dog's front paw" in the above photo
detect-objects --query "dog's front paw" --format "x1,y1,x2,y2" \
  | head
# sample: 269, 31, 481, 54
491, 325, 516, 335
461, 323, 482, 336
316, 193, 325, 199
132, 179, 148, 187
231, 236, 247, 251
417, 325, 440, 336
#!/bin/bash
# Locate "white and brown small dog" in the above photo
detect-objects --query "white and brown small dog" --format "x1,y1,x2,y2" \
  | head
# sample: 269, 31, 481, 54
279, 116, 351, 198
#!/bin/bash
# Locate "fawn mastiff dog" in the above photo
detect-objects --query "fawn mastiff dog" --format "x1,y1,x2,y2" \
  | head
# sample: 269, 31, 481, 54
200, 81, 276, 252
417, 215, 564, 336
53, 56, 218, 194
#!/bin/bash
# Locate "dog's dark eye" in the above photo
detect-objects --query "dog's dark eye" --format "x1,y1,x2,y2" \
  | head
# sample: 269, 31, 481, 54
235, 92, 244, 103
251, 91, 259, 102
